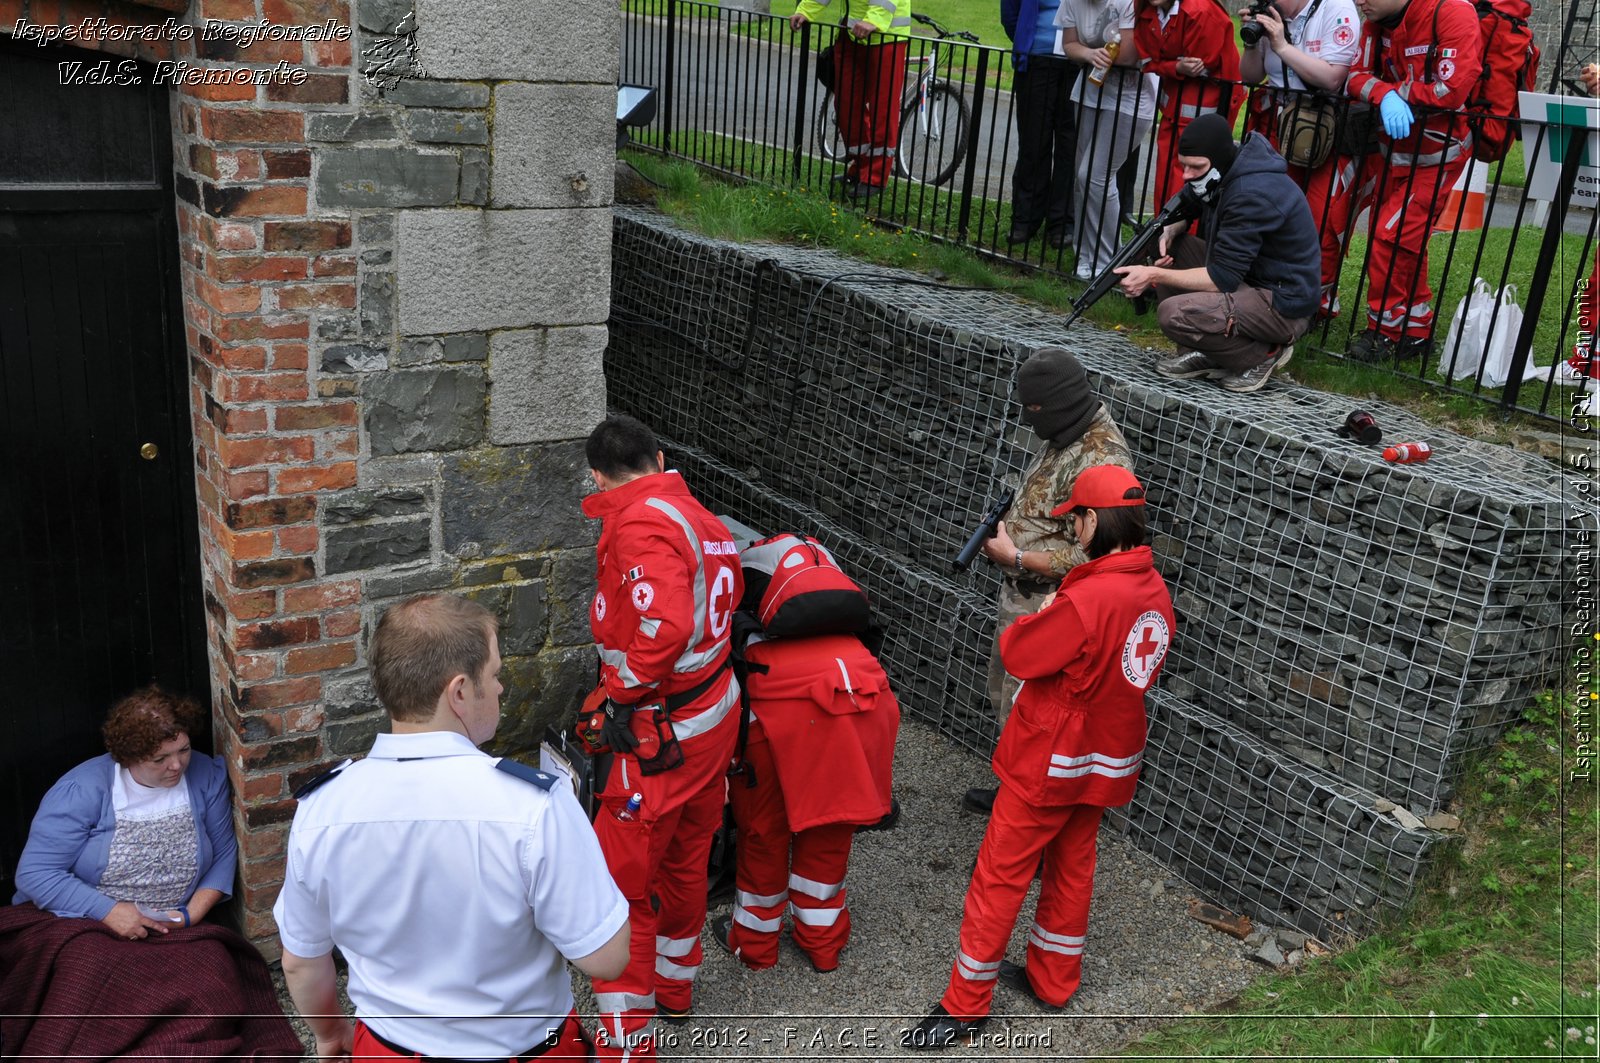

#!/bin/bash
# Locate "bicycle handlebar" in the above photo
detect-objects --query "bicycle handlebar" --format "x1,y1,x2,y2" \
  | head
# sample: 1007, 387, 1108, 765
910, 11, 980, 42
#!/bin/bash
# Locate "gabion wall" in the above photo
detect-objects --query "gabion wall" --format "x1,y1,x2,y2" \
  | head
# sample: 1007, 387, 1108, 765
607, 207, 1583, 935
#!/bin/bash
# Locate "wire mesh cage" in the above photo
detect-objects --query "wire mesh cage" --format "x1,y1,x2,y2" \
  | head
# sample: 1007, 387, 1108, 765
607, 206, 1587, 934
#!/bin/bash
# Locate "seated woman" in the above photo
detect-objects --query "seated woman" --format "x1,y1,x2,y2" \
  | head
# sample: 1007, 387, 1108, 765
14, 686, 235, 934
3, 686, 300, 1060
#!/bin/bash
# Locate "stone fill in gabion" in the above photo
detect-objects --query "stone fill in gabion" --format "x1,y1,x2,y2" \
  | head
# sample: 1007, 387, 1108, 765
607, 206, 1585, 932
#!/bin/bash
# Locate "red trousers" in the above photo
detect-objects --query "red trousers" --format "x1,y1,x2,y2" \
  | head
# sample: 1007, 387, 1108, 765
726, 722, 855, 970
591, 691, 739, 1062
1151, 111, 1190, 209
1356, 150, 1469, 340
940, 787, 1104, 1021
834, 35, 908, 187
353, 1014, 589, 1060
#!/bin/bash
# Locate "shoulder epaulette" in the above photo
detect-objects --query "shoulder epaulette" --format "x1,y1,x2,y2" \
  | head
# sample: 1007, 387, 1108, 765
494, 758, 558, 790
293, 759, 353, 800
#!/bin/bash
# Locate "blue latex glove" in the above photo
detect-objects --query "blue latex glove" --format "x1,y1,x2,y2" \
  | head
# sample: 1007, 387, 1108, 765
1379, 93, 1414, 139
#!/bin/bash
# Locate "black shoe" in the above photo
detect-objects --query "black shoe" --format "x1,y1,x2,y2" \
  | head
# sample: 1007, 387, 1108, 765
961, 787, 996, 815
900, 1005, 987, 1050
1155, 349, 1223, 380
997, 960, 1065, 1011
658, 1003, 692, 1025
857, 797, 900, 832
846, 181, 879, 201
1008, 219, 1042, 244
1395, 335, 1433, 361
1046, 224, 1072, 249
712, 913, 735, 956
1348, 328, 1393, 364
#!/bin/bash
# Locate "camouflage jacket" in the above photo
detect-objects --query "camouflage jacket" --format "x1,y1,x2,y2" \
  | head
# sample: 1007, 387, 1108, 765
1006, 406, 1134, 579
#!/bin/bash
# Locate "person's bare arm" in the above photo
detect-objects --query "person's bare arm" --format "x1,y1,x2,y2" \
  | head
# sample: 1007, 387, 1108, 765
569, 920, 631, 981
281, 949, 355, 1060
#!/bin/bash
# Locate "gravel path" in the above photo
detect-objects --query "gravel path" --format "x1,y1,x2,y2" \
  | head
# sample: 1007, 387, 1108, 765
275, 719, 1268, 1059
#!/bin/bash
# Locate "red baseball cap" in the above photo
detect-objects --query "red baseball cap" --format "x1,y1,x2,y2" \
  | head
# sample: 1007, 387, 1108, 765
1050, 465, 1146, 516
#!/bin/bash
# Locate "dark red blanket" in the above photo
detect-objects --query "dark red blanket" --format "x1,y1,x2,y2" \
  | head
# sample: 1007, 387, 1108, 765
0, 903, 303, 1061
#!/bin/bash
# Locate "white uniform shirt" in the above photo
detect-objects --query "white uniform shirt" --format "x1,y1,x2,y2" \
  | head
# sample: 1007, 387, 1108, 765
273, 731, 629, 1058
1055, 0, 1156, 118
1260, 0, 1360, 91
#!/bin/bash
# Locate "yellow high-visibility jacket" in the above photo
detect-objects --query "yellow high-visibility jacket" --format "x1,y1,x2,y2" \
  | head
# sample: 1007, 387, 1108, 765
797, 0, 912, 40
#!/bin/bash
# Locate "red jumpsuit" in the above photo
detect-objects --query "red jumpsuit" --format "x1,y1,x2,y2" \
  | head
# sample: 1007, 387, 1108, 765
1346, 0, 1483, 342
726, 634, 899, 971
580, 471, 744, 1061
1135, 0, 1242, 206
835, 32, 911, 188
940, 546, 1174, 1020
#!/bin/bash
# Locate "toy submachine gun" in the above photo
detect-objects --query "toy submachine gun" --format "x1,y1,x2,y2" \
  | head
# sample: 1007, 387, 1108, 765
952, 488, 1016, 572
1060, 188, 1201, 329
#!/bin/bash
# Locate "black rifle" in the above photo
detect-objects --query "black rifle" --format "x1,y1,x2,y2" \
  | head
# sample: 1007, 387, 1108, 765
953, 488, 1017, 571
1061, 188, 1201, 329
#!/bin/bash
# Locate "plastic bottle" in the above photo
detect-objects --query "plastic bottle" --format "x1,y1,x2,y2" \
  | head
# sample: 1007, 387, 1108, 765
1382, 441, 1432, 464
615, 792, 643, 821
1089, 33, 1121, 86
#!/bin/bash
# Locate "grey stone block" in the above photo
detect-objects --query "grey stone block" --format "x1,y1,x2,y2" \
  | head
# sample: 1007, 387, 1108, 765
495, 644, 596, 754
358, 213, 395, 244
308, 113, 399, 142
326, 517, 432, 573
326, 712, 391, 755
413, 0, 619, 82
396, 209, 611, 334
466, 580, 548, 656
492, 84, 616, 209
323, 344, 389, 373
324, 487, 429, 524
366, 565, 459, 599
460, 147, 489, 206
407, 109, 489, 145
548, 548, 597, 645
317, 316, 359, 341
324, 673, 380, 721
361, 272, 396, 339
361, 247, 394, 266
441, 442, 595, 558
357, 0, 411, 32
362, 454, 440, 487
442, 333, 488, 362
488, 326, 608, 445
365, 366, 486, 456
317, 148, 460, 208
385, 78, 491, 109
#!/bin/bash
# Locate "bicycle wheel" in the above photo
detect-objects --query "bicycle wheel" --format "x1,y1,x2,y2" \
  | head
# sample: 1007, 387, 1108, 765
895, 82, 970, 187
815, 91, 845, 161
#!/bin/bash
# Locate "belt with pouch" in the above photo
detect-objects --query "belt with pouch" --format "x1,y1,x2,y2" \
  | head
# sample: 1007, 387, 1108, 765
1006, 575, 1056, 597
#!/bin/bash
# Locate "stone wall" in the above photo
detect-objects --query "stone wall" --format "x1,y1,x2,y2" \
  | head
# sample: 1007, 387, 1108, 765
607, 207, 1586, 936
3, 0, 616, 952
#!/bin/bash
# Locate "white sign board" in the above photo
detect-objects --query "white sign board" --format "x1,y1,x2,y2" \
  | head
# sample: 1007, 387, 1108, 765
1517, 91, 1600, 209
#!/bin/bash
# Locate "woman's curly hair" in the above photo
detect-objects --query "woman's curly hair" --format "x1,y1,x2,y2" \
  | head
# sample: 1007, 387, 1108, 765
102, 686, 204, 765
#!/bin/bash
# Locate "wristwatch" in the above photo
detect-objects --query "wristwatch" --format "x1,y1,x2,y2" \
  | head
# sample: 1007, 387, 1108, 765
1015, 550, 1025, 574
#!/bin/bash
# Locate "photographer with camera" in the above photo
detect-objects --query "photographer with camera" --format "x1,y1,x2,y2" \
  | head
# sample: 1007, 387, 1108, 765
1238, 0, 1362, 318
1115, 112, 1320, 392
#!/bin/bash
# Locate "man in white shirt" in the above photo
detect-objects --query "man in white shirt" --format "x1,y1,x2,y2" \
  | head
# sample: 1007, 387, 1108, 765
274, 593, 630, 1060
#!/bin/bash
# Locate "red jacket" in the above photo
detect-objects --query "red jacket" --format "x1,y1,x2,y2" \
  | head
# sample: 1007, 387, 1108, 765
994, 546, 1174, 808
1346, 0, 1483, 160
742, 634, 899, 830
581, 471, 743, 705
1135, 0, 1241, 118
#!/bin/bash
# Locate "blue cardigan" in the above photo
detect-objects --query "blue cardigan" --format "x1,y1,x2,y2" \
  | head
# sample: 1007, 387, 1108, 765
12, 752, 237, 920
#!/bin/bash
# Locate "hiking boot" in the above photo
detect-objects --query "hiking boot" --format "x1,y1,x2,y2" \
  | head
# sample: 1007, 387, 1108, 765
997, 960, 1066, 1011
1395, 335, 1434, 361
1348, 328, 1394, 363
1218, 346, 1292, 393
961, 788, 996, 815
1155, 349, 1223, 380
1008, 219, 1041, 244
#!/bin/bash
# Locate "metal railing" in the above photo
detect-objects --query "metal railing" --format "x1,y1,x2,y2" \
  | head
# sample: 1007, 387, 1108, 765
619, 0, 1598, 424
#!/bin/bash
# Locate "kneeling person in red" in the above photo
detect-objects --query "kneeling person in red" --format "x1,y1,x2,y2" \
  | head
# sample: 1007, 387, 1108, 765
713, 534, 900, 971
904, 466, 1175, 1049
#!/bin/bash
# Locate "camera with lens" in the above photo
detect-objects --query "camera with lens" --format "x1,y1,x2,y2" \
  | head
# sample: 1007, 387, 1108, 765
1239, 0, 1277, 47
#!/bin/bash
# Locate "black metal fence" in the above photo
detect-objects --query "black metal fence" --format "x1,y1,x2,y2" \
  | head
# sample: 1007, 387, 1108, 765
618, 0, 1598, 425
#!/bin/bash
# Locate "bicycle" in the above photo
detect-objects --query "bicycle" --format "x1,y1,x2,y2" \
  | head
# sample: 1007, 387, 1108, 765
814, 12, 979, 188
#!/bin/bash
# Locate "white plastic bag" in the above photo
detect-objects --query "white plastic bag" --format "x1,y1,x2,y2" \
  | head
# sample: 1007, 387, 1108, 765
1438, 278, 1522, 388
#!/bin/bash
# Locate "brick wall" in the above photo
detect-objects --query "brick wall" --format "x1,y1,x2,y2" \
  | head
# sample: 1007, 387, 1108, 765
4, 0, 617, 953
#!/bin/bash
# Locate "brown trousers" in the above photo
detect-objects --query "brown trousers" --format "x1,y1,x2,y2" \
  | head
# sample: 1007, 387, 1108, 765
1154, 234, 1310, 372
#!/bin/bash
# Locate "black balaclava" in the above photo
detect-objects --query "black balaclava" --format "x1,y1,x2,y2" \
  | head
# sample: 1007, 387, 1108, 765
1177, 112, 1239, 175
1014, 348, 1099, 448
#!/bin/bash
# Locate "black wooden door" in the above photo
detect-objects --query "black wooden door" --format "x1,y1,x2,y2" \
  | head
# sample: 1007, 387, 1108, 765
0, 39, 209, 895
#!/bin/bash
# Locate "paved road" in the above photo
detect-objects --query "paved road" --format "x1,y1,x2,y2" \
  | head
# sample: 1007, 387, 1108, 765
621, 10, 1595, 241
